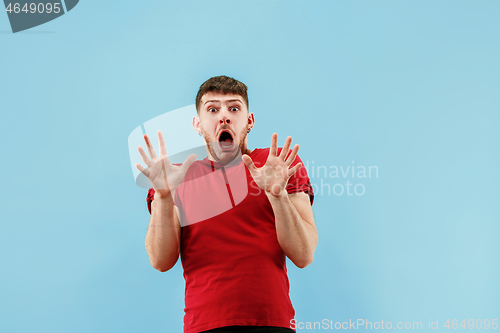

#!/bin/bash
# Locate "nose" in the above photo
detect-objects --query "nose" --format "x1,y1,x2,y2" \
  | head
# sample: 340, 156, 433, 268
219, 108, 231, 124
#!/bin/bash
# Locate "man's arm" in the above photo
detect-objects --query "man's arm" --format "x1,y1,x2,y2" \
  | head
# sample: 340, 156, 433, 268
266, 191, 317, 268
242, 133, 317, 268
136, 130, 195, 272
145, 192, 182, 272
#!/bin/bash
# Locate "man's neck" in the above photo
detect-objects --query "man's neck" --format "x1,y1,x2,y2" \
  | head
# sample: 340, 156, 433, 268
206, 147, 253, 165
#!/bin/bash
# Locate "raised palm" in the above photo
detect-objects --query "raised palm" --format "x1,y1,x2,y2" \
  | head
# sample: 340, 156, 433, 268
136, 130, 196, 197
242, 133, 302, 197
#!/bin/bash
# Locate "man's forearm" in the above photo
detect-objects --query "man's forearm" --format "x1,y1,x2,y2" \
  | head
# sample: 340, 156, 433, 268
145, 192, 180, 272
266, 191, 318, 268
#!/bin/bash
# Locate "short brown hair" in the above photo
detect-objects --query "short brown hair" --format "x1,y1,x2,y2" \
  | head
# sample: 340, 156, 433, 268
195, 76, 249, 113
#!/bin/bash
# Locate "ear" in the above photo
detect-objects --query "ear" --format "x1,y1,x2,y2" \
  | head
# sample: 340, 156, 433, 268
193, 116, 201, 134
247, 112, 255, 131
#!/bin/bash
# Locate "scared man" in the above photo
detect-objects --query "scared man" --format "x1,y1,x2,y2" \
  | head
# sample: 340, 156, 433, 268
136, 76, 317, 333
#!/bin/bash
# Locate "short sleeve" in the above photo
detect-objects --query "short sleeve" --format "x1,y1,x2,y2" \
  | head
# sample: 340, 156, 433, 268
286, 153, 314, 205
146, 163, 184, 214
146, 188, 181, 214
146, 188, 155, 214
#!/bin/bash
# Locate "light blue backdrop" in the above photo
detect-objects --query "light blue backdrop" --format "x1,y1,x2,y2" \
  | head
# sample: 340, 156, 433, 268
1, 1, 498, 332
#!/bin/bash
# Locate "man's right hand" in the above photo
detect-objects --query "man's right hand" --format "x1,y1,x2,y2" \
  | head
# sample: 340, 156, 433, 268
136, 130, 197, 199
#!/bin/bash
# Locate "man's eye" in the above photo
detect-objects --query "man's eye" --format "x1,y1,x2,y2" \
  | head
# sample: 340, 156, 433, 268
230, 107, 239, 111
208, 108, 217, 112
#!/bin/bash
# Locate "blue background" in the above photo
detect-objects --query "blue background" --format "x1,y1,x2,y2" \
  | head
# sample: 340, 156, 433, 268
1, 1, 498, 332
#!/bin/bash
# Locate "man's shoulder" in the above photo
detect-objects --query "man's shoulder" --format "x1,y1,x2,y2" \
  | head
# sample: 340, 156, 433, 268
248, 148, 270, 165
249, 147, 269, 156
249, 147, 300, 159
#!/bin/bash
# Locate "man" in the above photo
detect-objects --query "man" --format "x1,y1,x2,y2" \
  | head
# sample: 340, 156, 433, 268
136, 76, 318, 333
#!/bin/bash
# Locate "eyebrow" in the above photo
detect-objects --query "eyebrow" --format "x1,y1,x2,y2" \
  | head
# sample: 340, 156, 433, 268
203, 99, 243, 106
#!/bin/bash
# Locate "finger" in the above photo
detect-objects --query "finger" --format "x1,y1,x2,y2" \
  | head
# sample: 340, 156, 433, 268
144, 134, 158, 160
269, 133, 278, 157
135, 163, 151, 178
181, 154, 197, 171
158, 130, 167, 156
285, 144, 299, 166
242, 154, 257, 172
138, 145, 152, 167
287, 162, 302, 178
279, 136, 292, 160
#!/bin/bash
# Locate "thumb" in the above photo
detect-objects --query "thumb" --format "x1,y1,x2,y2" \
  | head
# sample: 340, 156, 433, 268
181, 154, 197, 171
242, 154, 257, 172
136, 163, 151, 178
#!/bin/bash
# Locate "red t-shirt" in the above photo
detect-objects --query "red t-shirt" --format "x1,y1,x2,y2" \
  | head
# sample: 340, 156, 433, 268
147, 148, 314, 333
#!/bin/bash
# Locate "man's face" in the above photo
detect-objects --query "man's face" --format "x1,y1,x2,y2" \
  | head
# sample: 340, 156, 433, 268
193, 92, 254, 164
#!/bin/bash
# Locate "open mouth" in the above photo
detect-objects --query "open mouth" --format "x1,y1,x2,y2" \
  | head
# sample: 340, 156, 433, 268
218, 130, 234, 149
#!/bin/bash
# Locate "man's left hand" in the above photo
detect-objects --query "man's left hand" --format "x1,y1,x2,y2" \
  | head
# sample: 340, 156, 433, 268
242, 133, 302, 197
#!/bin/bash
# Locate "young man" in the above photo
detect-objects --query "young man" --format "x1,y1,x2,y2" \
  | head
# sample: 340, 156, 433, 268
136, 76, 317, 333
